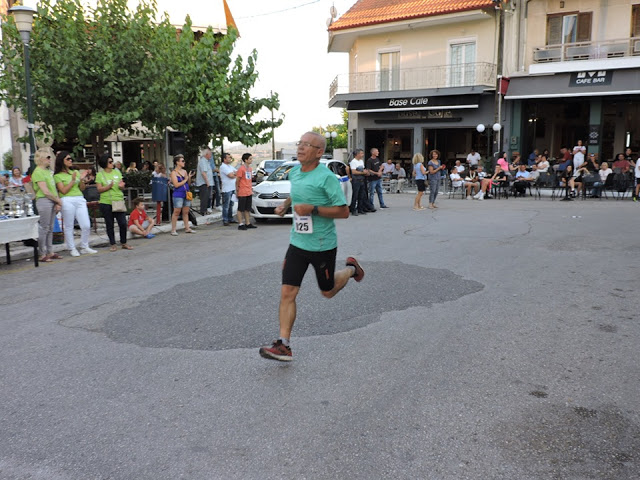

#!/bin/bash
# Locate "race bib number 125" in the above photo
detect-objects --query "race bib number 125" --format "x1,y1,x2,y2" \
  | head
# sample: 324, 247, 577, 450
293, 212, 313, 234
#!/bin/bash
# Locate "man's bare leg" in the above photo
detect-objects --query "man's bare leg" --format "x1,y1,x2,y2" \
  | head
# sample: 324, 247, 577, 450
278, 285, 300, 339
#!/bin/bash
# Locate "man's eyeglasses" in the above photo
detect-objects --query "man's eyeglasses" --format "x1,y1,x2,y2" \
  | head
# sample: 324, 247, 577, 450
296, 141, 322, 149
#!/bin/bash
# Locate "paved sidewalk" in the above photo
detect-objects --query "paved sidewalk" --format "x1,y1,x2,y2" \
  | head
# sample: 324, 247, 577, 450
1, 209, 224, 264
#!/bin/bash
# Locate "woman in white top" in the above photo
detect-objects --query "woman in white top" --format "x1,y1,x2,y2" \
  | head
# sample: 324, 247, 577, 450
592, 162, 612, 198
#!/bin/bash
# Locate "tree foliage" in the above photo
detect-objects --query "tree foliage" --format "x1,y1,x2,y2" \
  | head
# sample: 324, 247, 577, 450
0, 0, 283, 162
313, 108, 348, 151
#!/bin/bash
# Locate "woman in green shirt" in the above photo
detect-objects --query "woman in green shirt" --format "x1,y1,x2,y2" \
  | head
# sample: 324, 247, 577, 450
96, 153, 132, 252
32, 148, 62, 262
54, 151, 97, 257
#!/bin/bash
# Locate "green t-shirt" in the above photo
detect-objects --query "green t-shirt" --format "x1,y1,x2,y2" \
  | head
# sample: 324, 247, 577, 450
288, 164, 346, 252
31, 167, 58, 200
53, 171, 82, 197
96, 169, 125, 205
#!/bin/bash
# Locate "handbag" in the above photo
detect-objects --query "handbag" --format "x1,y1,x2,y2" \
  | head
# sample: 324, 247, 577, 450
112, 199, 127, 212
186, 191, 193, 201
100, 171, 127, 212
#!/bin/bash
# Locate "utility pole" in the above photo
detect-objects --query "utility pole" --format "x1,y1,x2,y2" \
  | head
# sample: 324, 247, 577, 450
493, 0, 505, 156
270, 90, 276, 159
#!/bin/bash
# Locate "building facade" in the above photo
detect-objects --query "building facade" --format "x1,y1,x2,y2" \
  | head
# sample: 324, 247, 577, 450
505, 0, 640, 162
327, 0, 519, 170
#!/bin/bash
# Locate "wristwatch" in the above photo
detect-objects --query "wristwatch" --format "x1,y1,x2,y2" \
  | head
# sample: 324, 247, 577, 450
312, 205, 319, 215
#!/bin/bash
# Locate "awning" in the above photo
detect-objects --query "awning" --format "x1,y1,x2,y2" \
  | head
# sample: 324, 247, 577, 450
505, 68, 640, 100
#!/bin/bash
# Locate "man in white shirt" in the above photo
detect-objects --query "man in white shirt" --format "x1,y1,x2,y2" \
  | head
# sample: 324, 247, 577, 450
219, 153, 237, 226
349, 149, 369, 215
467, 149, 481, 166
454, 160, 465, 174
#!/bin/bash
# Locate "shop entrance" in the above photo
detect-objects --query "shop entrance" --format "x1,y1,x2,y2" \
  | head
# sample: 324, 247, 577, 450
423, 128, 474, 169
364, 129, 413, 172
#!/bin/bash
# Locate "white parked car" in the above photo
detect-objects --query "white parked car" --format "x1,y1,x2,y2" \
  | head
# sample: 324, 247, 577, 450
251, 159, 352, 220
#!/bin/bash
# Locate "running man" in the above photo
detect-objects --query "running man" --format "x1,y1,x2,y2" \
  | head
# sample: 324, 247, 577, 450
259, 132, 365, 362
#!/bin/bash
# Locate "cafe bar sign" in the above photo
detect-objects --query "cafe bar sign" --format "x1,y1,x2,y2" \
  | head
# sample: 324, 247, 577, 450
347, 94, 480, 112
569, 70, 612, 87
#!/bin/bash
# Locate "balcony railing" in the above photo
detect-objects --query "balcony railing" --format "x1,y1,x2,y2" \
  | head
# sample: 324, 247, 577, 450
533, 37, 640, 63
329, 62, 496, 99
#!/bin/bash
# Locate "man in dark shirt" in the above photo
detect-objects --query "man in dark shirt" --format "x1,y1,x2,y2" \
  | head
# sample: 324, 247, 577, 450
365, 147, 388, 208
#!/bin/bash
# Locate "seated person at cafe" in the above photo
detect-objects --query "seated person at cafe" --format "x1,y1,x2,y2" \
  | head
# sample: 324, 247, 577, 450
464, 166, 480, 198
474, 165, 507, 200
536, 154, 550, 173
454, 159, 465, 174
450, 168, 463, 191
612, 153, 632, 173
512, 164, 532, 196
128, 197, 156, 238
394, 162, 406, 193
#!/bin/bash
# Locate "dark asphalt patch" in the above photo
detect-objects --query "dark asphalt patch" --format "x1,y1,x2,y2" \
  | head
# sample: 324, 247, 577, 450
101, 261, 483, 351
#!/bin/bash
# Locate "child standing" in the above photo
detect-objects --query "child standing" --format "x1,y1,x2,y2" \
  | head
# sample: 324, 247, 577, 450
235, 153, 257, 230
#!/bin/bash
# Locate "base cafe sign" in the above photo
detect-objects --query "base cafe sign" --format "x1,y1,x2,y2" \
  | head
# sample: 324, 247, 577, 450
388, 97, 429, 108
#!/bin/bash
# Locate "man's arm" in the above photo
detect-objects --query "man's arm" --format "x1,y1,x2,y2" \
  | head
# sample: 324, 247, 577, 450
294, 204, 349, 219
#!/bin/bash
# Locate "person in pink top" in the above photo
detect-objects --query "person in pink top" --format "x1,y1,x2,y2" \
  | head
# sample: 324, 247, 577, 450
496, 151, 509, 174
235, 153, 256, 230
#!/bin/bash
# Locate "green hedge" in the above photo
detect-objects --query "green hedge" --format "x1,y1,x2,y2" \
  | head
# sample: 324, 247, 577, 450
123, 171, 152, 192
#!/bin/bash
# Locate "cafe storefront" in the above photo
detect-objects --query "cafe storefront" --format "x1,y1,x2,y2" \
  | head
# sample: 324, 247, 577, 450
338, 90, 501, 170
505, 68, 640, 162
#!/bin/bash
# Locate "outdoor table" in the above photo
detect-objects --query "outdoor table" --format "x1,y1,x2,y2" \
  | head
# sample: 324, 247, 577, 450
0, 216, 40, 267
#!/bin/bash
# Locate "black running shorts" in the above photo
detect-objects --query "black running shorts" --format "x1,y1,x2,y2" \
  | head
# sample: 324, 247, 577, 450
282, 244, 337, 292
237, 195, 252, 212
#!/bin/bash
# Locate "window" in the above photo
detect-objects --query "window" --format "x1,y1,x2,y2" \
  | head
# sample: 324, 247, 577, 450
450, 41, 475, 87
632, 5, 640, 38
378, 50, 399, 91
546, 12, 592, 45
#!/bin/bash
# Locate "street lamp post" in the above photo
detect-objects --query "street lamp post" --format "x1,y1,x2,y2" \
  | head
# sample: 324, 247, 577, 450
9, 5, 37, 174
476, 123, 502, 171
324, 131, 337, 157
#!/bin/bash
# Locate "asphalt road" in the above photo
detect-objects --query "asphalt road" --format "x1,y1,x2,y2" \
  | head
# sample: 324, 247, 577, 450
1, 194, 639, 479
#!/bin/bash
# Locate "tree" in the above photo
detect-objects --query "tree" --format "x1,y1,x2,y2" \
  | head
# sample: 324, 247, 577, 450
144, 18, 283, 163
1, 0, 282, 164
313, 109, 348, 150
0, 0, 162, 159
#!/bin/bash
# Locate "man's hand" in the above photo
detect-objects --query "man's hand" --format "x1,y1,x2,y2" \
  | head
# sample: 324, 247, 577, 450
294, 204, 313, 216
275, 199, 291, 217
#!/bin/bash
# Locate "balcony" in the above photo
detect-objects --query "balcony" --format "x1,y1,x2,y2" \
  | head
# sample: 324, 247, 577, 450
329, 62, 496, 100
533, 37, 640, 63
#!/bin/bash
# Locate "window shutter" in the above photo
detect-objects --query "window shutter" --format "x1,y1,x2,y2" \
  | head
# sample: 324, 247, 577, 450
547, 16, 562, 45
577, 12, 592, 42
632, 5, 640, 37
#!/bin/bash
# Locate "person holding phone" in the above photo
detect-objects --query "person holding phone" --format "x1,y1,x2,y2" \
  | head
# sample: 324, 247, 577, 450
170, 154, 196, 235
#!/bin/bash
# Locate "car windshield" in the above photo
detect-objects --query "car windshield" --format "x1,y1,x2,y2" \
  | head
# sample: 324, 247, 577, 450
264, 161, 282, 171
266, 164, 297, 181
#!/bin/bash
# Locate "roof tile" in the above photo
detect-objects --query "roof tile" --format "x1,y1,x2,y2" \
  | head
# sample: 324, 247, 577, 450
329, 0, 495, 31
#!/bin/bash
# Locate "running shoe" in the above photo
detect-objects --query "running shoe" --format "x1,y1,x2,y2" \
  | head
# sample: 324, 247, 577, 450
80, 247, 98, 254
345, 256, 365, 282
238, 224, 247, 231
259, 340, 292, 362
246, 224, 257, 229
70, 248, 80, 257
145, 234, 156, 239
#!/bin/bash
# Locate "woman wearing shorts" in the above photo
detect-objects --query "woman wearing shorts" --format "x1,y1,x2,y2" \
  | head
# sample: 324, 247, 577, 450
170, 154, 196, 236
412, 153, 426, 210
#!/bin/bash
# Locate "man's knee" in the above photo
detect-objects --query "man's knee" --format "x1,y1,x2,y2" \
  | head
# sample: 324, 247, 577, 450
281, 285, 299, 302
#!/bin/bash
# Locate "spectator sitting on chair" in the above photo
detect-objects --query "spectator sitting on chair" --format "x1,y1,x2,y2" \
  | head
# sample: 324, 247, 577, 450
536, 154, 550, 173
529, 164, 540, 183
474, 165, 507, 200
527, 149, 539, 167
612, 152, 632, 173
496, 152, 509, 175
512, 164, 531, 196
450, 168, 463, 192
126, 162, 138, 173
395, 162, 406, 193
464, 166, 480, 198
591, 162, 612, 198
128, 197, 155, 238
454, 160, 465, 174
382, 158, 396, 176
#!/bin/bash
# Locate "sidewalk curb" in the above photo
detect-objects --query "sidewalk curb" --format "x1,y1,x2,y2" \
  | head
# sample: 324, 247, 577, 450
1, 211, 224, 263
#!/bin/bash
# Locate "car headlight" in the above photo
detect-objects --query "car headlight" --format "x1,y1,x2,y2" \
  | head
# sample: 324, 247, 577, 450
252, 191, 259, 197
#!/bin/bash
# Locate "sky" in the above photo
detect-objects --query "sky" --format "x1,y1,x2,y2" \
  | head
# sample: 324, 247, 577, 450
21, 0, 357, 143
229, 0, 356, 142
